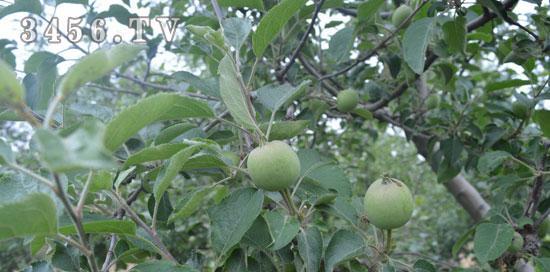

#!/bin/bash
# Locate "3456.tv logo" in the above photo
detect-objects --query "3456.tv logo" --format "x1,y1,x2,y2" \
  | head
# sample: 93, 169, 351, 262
20, 16, 180, 44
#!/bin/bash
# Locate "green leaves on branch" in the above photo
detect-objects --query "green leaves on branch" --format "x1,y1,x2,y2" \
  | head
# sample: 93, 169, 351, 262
403, 17, 435, 74
477, 151, 511, 174
324, 230, 365, 272
104, 93, 213, 151
131, 260, 198, 272
58, 44, 146, 97
442, 16, 466, 54
264, 210, 300, 250
252, 0, 307, 57
0, 60, 25, 107
34, 120, 116, 172
218, 55, 259, 131
297, 226, 323, 272
208, 188, 264, 257
534, 110, 550, 138
59, 218, 136, 236
259, 120, 309, 141
474, 223, 514, 263
222, 18, 252, 50
256, 81, 309, 112
0, 193, 57, 241
154, 145, 202, 201
357, 0, 385, 22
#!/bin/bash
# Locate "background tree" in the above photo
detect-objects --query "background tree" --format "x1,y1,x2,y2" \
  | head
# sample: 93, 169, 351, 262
0, 0, 548, 271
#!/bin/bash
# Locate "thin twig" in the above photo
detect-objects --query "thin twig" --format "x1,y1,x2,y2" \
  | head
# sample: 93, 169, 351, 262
76, 171, 94, 218
53, 174, 99, 272
276, 0, 326, 81
111, 191, 177, 262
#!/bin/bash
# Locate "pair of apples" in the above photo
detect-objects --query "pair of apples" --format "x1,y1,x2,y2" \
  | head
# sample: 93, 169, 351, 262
246, 141, 414, 230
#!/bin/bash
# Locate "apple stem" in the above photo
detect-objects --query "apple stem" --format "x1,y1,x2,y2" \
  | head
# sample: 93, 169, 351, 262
281, 189, 300, 220
385, 229, 392, 254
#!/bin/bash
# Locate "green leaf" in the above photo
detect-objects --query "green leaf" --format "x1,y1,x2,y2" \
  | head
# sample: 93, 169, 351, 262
0, 59, 25, 106
171, 71, 219, 97
243, 216, 272, 248
33, 120, 116, 172
474, 223, 514, 263
154, 145, 202, 201
104, 93, 213, 151
218, 0, 264, 10
23, 55, 59, 111
533, 110, 550, 138
486, 79, 531, 92
324, 230, 364, 271
329, 197, 360, 227
222, 18, 252, 50
0, 0, 42, 20
478, 0, 508, 21
252, 0, 307, 56
124, 143, 189, 166
0, 193, 57, 241
413, 259, 436, 272
208, 188, 263, 256
0, 138, 14, 165
297, 149, 352, 196
256, 81, 309, 112
218, 55, 258, 130
59, 219, 136, 235
357, 0, 385, 21
452, 226, 475, 257
181, 154, 228, 171
131, 260, 198, 272
89, 170, 113, 192
259, 120, 309, 140
536, 258, 550, 272
403, 17, 435, 74
58, 44, 146, 96
24, 51, 64, 74
297, 226, 323, 272
168, 187, 214, 223
442, 16, 466, 54
264, 210, 300, 250
477, 151, 511, 174
328, 27, 354, 63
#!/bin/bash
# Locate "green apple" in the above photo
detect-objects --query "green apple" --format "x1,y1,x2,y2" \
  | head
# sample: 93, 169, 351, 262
364, 177, 414, 229
247, 141, 301, 191
509, 231, 524, 253
392, 5, 413, 27
337, 89, 359, 112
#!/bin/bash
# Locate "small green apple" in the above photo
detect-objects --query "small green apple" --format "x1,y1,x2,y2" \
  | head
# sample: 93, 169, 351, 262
509, 231, 524, 253
247, 141, 301, 191
337, 89, 359, 112
363, 177, 414, 229
392, 5, 413, 27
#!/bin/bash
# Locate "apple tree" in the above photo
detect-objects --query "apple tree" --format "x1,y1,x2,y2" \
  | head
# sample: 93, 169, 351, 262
0, 0, 549, 271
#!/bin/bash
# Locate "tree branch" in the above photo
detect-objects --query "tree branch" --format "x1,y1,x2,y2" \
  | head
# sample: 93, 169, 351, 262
53, 174, 99, 272
276, 0, 326, 81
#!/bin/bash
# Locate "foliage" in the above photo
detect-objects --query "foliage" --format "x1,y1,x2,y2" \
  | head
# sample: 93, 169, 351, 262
0, 0, 549, 271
